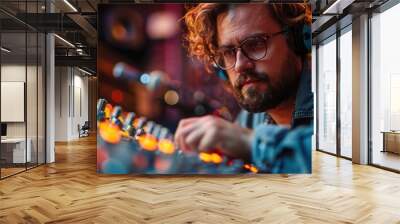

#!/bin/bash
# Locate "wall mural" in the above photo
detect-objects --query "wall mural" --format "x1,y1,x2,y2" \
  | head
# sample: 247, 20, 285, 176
97, 3, 313, 174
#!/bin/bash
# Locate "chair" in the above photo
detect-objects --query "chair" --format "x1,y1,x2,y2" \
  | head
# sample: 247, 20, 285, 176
78, 121, 90, 138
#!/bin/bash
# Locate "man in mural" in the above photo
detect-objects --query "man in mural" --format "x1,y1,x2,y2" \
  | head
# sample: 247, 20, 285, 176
175, 3, 314, 173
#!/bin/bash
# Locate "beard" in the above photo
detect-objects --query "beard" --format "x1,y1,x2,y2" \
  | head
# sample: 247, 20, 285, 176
231, 69, 300, 113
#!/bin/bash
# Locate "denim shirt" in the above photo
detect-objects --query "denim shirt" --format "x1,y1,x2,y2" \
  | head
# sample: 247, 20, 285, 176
236, 60, 313, 173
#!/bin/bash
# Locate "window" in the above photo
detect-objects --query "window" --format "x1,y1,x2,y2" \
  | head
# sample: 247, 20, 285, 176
317, 35, 337, 154
371, 2, 400, 171
339, 27, 352, 158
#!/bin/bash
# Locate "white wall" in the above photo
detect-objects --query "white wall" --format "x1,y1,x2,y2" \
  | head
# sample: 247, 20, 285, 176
1, 63, 46, 164
73, 72, 89, 138
54, 67, 89, 141
0, 65, 42, 138
1, 65, 26, 138
55, 67, 69, 141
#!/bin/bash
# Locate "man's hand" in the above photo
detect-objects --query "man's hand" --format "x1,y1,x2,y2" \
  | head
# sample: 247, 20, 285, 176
174, 115, 253, 162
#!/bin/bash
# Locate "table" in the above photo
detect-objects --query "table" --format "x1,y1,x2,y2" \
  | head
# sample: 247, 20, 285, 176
381, 131, 400, 154
1, 138, 32, 163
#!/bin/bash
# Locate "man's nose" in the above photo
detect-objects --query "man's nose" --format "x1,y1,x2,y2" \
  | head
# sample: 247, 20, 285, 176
234, 49, 254, 74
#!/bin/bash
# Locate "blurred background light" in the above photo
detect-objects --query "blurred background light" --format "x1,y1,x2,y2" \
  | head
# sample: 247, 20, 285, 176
147, 12, 179, 39
140, 73, 150, 84
164, 90, 179, 106
111, 90, 124, 103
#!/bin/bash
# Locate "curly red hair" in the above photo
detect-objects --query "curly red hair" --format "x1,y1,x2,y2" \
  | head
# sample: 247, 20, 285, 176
183, 3, 311, 72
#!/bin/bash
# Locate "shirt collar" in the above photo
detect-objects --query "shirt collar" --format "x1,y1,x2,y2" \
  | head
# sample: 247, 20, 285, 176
264, 59, 313, 127
292, 59, 314, 123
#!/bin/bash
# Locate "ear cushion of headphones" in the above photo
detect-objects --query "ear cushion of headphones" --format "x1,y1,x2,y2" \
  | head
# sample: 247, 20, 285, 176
288, 23, 311, 55
302, 24, 312, 53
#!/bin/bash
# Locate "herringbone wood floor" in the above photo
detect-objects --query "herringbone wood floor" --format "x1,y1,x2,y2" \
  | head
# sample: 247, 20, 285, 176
1, 135, 400, 224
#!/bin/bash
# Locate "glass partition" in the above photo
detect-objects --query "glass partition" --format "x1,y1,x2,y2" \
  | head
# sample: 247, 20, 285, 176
1, 30, 28, 178
317, 35, 337, 154
0, 1, 46, 179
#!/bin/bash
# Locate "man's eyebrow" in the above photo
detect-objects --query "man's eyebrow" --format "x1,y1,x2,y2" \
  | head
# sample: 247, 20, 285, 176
219, 43, 234, 49
219, 32, 266, 49
243, 32, 267, 40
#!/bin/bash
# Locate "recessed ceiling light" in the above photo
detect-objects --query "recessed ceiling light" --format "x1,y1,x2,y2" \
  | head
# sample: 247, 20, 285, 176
78, 67, 94, 76
323, 0, 346, 15
63, 0, 78, 12
54, 34, 75, 48
1, 47, 11, 53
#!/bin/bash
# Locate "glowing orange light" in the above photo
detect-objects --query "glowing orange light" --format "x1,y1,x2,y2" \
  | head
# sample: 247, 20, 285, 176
133, 118, 139, 128
99, 121, 121, 144
137, 134, 158, 151
104, 104, 113, 119
164, 90, 179, 105
155, 157, 172, 171
112, 23, 128, 41
158, 139, 175, 154
199, 152, 212, 163
244, 164, 258, 173
118, 115, 124, 122
210, 153, 223, 164
121, 130, 130, 138
250, 166, 258, 173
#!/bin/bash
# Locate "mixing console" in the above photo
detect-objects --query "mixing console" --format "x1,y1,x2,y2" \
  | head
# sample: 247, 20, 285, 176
97, 99, 258, 174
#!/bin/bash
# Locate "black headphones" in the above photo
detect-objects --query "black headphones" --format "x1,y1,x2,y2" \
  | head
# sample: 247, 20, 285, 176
286, 23, 312, 56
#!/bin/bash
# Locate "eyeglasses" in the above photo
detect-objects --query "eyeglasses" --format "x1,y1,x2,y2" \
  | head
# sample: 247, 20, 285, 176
212, 30, 287, 70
